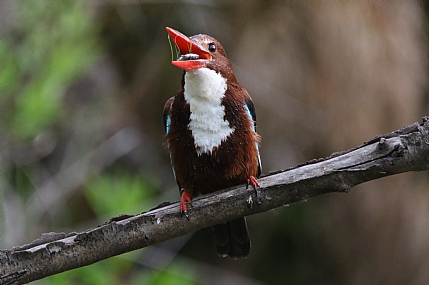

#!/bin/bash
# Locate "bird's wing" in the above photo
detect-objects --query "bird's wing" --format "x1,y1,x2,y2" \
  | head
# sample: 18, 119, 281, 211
163, 97, 174, 134
244, 99, 262, 177
163, 97, 179, 186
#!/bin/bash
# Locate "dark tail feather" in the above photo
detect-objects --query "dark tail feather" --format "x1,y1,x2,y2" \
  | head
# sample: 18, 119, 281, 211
212, 217, 250, 258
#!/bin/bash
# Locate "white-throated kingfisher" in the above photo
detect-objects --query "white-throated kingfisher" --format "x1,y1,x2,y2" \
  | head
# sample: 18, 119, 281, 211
163, 27, 261, 258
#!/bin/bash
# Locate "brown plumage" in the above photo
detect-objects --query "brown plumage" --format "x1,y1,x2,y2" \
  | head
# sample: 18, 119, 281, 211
164, 27, 261, 258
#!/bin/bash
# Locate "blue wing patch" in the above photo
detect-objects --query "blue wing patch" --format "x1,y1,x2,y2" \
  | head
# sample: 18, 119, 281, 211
244, 101, 256, 132
164, 113, 171, 134
244, 100, 262, 176
163, 110, 176, 182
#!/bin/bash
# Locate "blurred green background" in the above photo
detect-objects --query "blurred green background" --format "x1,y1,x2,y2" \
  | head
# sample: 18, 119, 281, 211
2, 1, 429, 284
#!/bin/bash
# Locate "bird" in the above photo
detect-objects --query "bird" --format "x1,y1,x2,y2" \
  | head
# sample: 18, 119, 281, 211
163, 27, 261, 258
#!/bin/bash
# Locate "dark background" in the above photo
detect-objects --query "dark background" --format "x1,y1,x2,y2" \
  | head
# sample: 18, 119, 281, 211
2, 2, 429, 284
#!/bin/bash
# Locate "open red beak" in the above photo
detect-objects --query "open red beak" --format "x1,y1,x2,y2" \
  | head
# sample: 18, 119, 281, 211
166, 27, 212, 71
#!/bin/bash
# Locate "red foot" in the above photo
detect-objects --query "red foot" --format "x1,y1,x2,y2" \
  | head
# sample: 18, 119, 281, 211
246, 176, 260, 189
247, 175, 262, 205
180, 189, 192, 219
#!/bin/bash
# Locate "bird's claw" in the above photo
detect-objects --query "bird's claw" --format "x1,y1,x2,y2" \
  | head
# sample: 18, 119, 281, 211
247, 176, 262, 205
180, 188, 192, 220
247, 176, 260, 189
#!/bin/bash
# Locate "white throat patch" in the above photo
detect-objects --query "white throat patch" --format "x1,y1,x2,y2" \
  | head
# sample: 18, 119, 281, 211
184, 68, 235, 155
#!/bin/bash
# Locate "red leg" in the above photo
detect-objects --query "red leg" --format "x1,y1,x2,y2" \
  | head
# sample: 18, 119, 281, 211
247, 176, 261, 204
246, 176, 260, 189
180, 188, 192, 219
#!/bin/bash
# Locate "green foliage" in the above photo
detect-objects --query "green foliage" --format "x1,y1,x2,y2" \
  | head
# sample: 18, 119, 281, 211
38, 252, 199, 285
41, 252, 138, 285
134, 262, 199, 285
85, 171, 155, 218
0, 1, 99, 141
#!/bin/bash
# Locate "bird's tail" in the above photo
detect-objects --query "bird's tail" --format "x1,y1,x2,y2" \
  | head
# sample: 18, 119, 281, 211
212, 217, 250, 258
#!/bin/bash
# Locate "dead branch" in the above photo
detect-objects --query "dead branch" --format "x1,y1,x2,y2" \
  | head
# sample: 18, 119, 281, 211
2, 117, 429, 285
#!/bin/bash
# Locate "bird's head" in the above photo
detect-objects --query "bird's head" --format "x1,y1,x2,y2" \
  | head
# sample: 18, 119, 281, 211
166, 27, 233, 77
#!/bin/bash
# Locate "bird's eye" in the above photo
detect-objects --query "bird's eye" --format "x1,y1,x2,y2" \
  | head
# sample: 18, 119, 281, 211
208, 43, 216, 52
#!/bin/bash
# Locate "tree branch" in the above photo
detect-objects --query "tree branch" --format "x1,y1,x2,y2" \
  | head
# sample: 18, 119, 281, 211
2, 117, 429, 285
